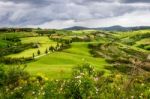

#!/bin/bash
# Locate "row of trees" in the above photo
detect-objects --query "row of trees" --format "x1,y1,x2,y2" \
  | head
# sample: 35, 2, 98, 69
0, 43, 34, 57
0, 57, 33, 64
32, 41, 71, 59
0, 28, 32, 32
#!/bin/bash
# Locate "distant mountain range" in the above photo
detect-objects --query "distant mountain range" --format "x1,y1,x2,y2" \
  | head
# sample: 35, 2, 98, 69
64, 25, 150, 31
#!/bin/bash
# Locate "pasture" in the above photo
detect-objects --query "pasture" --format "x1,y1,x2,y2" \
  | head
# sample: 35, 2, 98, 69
26, 42, 108, 79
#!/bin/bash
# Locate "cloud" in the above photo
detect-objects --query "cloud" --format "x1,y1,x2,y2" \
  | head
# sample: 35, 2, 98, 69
27, 10, 150, 29
122, 0, 150, 3
0, 0, 150, 28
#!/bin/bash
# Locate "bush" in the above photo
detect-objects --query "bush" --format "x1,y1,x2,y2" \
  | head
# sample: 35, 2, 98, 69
0, 63, 150, 99
0, 57, 33, 64
0, 43, 34, 57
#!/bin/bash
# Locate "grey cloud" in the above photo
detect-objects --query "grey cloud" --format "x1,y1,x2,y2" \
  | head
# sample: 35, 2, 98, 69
0, 0, 150, 28
122, 0, 150, 3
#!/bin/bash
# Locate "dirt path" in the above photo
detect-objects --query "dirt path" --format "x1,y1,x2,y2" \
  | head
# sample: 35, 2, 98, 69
34, 52, 51, 59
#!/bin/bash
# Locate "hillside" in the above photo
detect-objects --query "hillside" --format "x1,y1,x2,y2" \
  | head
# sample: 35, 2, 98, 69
64, 25, 150, 31
0, 28, 150, 98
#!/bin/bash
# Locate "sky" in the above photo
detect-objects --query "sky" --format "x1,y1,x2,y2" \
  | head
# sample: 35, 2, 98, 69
0, 0, 150, 29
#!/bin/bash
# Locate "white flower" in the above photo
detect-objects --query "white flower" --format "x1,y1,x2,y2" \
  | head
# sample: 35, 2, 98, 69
60, 87, 63, 91
96, 88, 98, 92
147, 54, 150, 60
131, 96, 134, 99
40, 87, 44, 90
78, 80, 81, 84
38, 92, 41, 95
32, 91, 35, 95
11, 92, 14, 95
80, 73, 84, 76
75, 76, 81, 79
94, 77, 99, 81
42, 92, 45, 95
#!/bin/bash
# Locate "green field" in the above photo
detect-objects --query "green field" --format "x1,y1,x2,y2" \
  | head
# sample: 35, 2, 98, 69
26, 42, 108, 79
7, 36, 56, 58
4, 34, 109, 79
2, 29, 150, 79
1, 29, 150, 98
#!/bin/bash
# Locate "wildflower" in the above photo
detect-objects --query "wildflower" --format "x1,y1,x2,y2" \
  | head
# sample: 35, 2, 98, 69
141, 93, 143, 96
32, 91, 35, 95
78, 80, 81, 84
75, 75, 81, 79
34, 97, 37, 99
141, 83, 144, 86
95, 87, 98, 93
131, 96, 134, 99
80, 73, 84, 76
42, 92, 45, 95
40, 87, 44, 90
44, 77, 49, 81
11, 92, 14, 95
60, 87, 63, 91
139, 96, 142, 98
115, 74, 121, 79
94, 77, 99, 81
36, 81, 39, 84
19, 86, 22, 89
6, 88, 9, 92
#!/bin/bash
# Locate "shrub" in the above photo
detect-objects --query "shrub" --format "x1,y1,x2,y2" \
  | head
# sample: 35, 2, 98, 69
37, 50, 41, 55
0, 63, 150, 99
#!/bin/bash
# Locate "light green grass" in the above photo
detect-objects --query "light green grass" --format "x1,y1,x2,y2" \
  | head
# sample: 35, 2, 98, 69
64, 42, 101, 56
21, 36, 51, 44
115, 30, 150, 39
7, 36, 56, 58
0, 32, 37, 38
135, 38, 150, 45
26, 42, 109, 79
26, 52, 108, 79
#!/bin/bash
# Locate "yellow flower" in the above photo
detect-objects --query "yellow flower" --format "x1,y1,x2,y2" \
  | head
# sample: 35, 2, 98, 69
115, 74, 121, 79
36, 73, 49, 81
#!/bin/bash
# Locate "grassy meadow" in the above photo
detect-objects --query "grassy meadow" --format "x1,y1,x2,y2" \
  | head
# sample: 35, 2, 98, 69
1, 29, 150, 79
0, 28, 150, 98
26, 42, 108, 79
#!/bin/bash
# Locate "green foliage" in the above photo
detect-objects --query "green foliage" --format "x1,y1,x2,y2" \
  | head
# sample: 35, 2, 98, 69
0, 57, 33, 64
0, 63, 150, 99
44, 63, 150, 99
45, 48, 48, 54
37, 49, 41, 55
36, 30, 56, 35
0, 28, 32, 32
32, 53, 35, 59
0, 43, 34, 57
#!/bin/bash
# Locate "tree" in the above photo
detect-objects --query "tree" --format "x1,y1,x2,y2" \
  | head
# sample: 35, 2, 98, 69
32, 53, 35, 59
49, 46, 54, 52
56, 42, 59, 47
45, 48, 48, 54
37, 50, 40, 55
